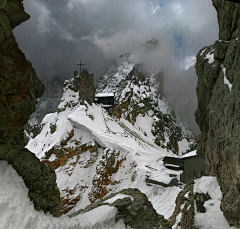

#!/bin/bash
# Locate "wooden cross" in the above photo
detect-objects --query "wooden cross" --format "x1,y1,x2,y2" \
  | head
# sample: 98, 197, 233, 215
77, 61, 85, 74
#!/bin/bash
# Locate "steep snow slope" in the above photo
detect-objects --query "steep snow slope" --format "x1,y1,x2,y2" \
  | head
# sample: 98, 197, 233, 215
27, 76, 184, 216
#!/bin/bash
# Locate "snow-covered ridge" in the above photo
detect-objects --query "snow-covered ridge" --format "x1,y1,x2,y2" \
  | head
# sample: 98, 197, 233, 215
26, 38, 195, 223
96, 48, 196, 155
26, 72, 193, 217
1, 160, 234, 228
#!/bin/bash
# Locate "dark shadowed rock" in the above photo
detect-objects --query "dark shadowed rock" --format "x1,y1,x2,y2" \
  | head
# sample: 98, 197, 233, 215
169, 181, 196, 229
119, 188, 172, 229
195, 0, 240, 226
0, 0, 61, 216
70, 188, 172, 229
79, 68, 95, 105
194, 192, 211, 213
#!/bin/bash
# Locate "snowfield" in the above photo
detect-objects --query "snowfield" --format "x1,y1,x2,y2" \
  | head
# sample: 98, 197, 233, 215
0, 160, 235, 229
0, 160, 126, 229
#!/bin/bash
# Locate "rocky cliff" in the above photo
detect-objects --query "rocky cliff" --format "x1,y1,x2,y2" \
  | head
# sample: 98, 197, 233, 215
97, 44, 196, 155
195, 0, 240, 226
31, 77, 64, 124
0, 0, 61, 216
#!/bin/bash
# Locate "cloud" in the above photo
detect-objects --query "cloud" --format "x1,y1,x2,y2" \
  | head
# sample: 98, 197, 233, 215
13, 0, 219, 135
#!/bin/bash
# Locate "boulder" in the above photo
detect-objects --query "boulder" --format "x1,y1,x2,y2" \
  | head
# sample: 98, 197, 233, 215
70, 188, 172, 229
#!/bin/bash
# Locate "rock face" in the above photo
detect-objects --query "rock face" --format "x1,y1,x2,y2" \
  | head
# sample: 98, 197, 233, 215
169, 181, 195, 229
195, 0, 240, 226
0, 0, 61, 216
32, 77, 64, 124
78, 68, 95, 105
24, 77, 64, 142
118, 189, 172, 229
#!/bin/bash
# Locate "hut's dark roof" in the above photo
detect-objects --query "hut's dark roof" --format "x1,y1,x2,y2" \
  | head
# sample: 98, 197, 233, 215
163, 156, 184, 169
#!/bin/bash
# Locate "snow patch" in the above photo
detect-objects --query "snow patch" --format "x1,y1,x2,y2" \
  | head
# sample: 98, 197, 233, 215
49, 154, 57, 162
200, 48, 207, 56
95, 93, 114, 97
205, 50, 214, 64
180, 150, 197, 159
193, 176, 236, 229
222, 65, 232, 91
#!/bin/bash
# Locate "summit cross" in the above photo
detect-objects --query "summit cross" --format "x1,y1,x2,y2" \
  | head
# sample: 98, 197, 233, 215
77, 61, 85, 74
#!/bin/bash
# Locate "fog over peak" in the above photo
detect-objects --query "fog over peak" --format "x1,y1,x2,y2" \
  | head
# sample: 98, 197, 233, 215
13, 0, 219, 135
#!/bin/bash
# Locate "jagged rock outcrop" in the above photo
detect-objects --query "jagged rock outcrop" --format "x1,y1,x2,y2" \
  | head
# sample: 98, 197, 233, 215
118, 189, 172, 229
77, 68, 95, 105
195, 0, 240, 226
32, 77, 64, 123
0, 0, 61, 216
97, 49, 196, 155
168, 181, 195, 229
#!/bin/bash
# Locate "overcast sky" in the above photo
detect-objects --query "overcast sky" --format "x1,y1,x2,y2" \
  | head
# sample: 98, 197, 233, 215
13, 0, 219, 135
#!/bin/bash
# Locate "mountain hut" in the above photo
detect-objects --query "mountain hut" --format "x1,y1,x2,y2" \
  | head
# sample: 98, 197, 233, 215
162, 156, 184, 171
95, 93, 114, 106
94, 93, 115, 113
162, 151, 205, 184
179, 151, 205, 184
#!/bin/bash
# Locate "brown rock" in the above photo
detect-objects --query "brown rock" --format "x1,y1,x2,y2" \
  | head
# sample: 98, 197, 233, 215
169, 181, 195, 229
78, 68, 95, 105
0, 0, 61, 216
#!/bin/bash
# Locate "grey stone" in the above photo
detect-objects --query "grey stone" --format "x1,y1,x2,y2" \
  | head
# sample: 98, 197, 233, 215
3, 1, 30, 29
195, 0, 240, 226
79, 68, 95, 105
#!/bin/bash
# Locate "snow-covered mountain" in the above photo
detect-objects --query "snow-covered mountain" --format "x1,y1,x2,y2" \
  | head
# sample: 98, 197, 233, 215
26, 78, 182, 217
96, 39, 196, 155
13, 38, 235, 229
26, 39, 196, 220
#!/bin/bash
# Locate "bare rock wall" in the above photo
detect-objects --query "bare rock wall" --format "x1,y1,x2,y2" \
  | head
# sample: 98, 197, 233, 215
0, 0, 61, 216
195, 0, 240, 226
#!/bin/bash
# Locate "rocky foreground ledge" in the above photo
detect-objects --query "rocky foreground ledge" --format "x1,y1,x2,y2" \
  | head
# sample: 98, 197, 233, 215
0, 0, 61, 216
